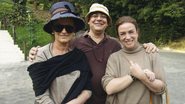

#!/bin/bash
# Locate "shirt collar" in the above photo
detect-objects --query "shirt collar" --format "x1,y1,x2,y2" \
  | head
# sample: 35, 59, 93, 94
83, 31, 110, 40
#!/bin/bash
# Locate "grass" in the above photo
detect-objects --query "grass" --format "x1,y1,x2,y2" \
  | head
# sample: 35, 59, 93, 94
160, 37, 185, 52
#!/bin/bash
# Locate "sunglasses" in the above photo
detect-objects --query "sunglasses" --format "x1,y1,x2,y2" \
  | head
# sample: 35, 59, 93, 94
53, 24, 74, 33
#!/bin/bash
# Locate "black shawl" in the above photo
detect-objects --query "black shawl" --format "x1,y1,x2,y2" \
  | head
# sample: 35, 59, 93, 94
27, 48, 92, 104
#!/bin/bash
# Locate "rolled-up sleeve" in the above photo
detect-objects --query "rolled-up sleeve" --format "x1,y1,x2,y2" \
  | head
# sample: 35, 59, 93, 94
102, 54, 119, 91
35, 89, 55, 104
151, 52, 167, 94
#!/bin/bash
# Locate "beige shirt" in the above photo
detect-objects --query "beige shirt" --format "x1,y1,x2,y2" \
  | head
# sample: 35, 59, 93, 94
33, 43, 80, 104
102, 44, 166, 104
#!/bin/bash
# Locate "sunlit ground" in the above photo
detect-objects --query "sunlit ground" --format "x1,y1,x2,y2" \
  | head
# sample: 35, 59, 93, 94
160, 37, 185, 53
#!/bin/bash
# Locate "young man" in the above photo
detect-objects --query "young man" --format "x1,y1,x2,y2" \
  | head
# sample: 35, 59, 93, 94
29, 3, 158, 104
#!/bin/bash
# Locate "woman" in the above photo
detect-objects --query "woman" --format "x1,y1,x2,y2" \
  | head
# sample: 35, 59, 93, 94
27, 1, 92, 104
102, 16, 166, 104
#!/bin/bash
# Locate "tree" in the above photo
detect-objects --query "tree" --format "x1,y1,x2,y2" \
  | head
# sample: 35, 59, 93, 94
100, 0, 185, 43
12, 0, 27, 5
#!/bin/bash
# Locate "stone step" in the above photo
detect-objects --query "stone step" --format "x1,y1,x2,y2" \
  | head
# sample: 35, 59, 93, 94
0, 30, 25, 63
0, 31, 14, 43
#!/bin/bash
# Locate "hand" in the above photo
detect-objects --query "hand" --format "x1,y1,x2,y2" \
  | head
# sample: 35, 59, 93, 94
28, 46, 40, 62
129, 61, 144, 79
143, 69, 155, 82
143, 42, 159, 53
66, 99, 83, 104
66, 90, 91, 104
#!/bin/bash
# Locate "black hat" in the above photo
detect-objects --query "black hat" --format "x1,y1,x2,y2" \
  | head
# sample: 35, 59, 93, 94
43, 1, 85, 34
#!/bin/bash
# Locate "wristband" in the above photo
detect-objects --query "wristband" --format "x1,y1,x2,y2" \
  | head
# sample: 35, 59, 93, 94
130, 74, 135, 81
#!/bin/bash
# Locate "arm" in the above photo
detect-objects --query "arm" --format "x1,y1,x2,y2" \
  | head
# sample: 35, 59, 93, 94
105, 75, 133, 95
66, 90, 91, 104
67, 53, 92, 104
105, 68, 156, 95
32, 46, 54, 104
102, 54, 134, 95
140, 75, 165, 93
35, 90, 55, 104
129, 61, 165, 93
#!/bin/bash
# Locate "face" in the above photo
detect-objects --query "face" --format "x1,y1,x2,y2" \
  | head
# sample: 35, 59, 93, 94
118, 22, 139, 50
88, 12, 108, 33
52, 18, 75, 44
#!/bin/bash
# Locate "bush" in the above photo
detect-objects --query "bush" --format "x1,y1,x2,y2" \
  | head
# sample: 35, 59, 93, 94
14, 20, 51, 58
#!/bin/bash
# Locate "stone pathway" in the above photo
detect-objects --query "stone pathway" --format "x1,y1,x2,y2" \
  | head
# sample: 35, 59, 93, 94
0, 61, 34, 104
0, 51, 185, 104
160, 51, 185, 104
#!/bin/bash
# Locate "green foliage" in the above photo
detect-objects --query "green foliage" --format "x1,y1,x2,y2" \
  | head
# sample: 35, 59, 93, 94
0, 0, 51, 56
154, 1, 185, 40
100, 0, 185, 44
1, 0, 185, 55
15, 20, 51, 56
156, 2, 184, 18
0, 1, 13, 29
0, 1, 12, 16
9, 3, 28, 26
0, 1, 29, 28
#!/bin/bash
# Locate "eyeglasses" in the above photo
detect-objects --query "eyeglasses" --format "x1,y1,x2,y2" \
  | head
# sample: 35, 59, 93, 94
91, 13, 107, 19
53, 24, 74, 33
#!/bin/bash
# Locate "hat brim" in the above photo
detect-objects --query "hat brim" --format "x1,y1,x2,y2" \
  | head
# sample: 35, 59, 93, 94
85, 11, 112, 25
44, 12, 85, 34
